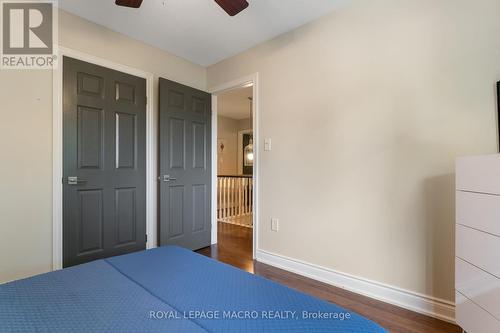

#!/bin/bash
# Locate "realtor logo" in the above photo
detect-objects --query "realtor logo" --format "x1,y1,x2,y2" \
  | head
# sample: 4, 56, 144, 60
1, 0, 57, 69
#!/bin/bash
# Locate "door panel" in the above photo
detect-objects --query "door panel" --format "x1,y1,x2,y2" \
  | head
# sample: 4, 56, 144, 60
159, 78, 211, 250
115, 188, 137, 246
115, 81, 136, 103
169, 118, 186, 169
169, 186, 185, 238
192, 122, 206, 169
115, 112, 136, 169
77, 189, 104, 255
192, 184, 207, 232
78, 72, 104, 98
63, 56, 147, 267
77, 106, 103, 169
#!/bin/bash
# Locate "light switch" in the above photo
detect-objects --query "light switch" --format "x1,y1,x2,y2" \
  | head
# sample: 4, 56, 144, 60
264, 138, 272, 151
271, 218, 279, 232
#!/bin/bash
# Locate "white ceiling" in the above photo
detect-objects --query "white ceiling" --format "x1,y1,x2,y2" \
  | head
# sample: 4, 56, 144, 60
218, 87, 253, 120
58, 0, 346, 66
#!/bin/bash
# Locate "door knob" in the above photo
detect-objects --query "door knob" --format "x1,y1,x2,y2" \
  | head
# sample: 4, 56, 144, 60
159, 175, 177, 182
67, 176, 87, 185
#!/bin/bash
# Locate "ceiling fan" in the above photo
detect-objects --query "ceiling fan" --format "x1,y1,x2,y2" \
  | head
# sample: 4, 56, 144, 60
115, 0, 249, 16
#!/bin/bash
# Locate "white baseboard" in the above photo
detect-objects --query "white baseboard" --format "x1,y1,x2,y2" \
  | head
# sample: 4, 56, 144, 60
256, 249, 455, 323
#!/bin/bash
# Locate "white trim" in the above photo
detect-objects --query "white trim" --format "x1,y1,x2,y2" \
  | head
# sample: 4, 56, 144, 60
52, 46, 156, 270
52, 49, 63, 270
210, 97, 218, 245
256, 249, 456, 324
209, 73, 260, 258
237, 129, 253, 175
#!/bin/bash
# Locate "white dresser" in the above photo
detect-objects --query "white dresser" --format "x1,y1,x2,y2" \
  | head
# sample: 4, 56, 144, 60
456, 155, 500, 333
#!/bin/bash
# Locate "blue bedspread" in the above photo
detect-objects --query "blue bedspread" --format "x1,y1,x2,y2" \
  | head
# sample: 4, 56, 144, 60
0, 246, 386, 332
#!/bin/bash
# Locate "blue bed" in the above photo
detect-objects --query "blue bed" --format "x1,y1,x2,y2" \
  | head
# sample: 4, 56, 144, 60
0, 246, 386, 332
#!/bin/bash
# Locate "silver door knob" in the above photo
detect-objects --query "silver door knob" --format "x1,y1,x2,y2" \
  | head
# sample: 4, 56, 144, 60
67, 176, 87, 185
159, 175, 177, 182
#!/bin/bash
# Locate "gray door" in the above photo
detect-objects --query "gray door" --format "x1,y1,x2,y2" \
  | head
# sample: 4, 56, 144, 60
63, 56, 147, 268
159, 78, 211, 250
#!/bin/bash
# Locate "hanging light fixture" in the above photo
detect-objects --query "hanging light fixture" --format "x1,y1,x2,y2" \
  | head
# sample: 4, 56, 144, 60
245, 139, 254, 162
244, 97, 254, 165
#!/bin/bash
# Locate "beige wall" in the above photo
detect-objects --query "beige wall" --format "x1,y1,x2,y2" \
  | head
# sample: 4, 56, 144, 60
208, 0, 500, 302
238, 118, 252, 131
0, 10, 206, 283
218, 116, 239, 175
218, 116, 252, 175
0, 70, 53, 283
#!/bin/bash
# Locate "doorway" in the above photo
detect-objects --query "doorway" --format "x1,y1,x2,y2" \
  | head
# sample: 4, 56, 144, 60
216, 87, 254, 229
205, 74, 259, 270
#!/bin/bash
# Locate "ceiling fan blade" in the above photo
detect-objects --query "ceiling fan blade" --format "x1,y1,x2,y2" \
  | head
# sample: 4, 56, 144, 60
215, 0, 249, 16
115, 0, 143, 8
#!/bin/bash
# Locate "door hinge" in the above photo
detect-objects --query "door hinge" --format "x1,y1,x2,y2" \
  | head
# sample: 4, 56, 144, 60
145, 234, 148, 242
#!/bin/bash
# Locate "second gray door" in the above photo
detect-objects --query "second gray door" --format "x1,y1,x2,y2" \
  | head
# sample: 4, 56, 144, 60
159, 78, 211, 250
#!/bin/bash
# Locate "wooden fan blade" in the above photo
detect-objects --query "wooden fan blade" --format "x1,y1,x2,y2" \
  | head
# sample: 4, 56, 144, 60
115, 0, 143, 8
215, 0, 249, 16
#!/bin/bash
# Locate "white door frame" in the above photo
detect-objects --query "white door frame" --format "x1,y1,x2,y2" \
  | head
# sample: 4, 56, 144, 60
52, 46, 156, 270
209, 73, 259, 258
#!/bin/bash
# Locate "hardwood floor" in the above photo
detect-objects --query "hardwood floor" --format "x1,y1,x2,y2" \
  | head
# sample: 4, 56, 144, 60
197, 222, 254, 272
197, 223, 461, 333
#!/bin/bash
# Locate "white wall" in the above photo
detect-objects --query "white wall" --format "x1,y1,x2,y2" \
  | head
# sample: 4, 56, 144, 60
0, 10, 206, 283
207, 0, 500, 303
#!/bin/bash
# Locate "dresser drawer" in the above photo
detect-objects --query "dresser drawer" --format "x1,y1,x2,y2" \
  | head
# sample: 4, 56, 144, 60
456, 155, 500, 195
456, 191, 500, 236
456, 291, 500, 333
456, 257, 500, 320
456, 224, 500, 277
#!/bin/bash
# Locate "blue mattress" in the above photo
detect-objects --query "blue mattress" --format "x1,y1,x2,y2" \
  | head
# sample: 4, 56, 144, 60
0, 246, 386, 333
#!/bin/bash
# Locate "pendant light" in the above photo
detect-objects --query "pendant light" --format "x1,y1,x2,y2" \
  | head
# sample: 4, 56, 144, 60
244, 97, 254, 165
